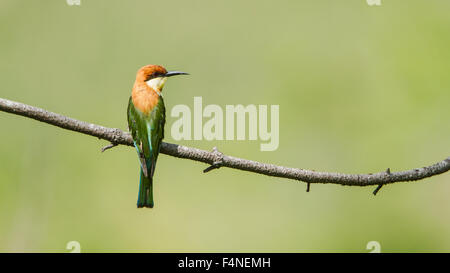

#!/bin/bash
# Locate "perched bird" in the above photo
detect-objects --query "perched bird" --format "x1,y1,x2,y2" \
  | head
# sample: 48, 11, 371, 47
127, 65, 188, 208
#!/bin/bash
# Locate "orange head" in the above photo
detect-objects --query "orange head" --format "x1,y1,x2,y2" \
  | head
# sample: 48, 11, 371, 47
132, 64, 188, 114
135, 64, 188, 92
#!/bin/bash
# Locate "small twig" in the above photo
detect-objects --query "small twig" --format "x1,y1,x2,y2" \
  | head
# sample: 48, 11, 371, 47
373, 168, 391, 195
373, 184, 383, 196
203, 147, 224, 173
306, 183, 311, 192
101, 142, 118, 152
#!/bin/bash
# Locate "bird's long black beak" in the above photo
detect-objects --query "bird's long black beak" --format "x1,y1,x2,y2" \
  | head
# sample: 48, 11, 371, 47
165, 71, 189, 77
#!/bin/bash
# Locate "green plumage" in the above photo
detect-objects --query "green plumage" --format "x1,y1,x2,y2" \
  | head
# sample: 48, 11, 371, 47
127, 96, 165, 208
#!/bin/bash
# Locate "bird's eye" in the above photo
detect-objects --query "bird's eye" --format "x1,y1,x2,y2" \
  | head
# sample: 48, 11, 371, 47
145, 73, 155, 81
145, 72, 163, 81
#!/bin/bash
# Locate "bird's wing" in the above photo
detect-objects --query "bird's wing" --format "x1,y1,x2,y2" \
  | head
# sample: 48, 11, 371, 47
146, 96, 166, 177
127, 96, 150, 177
127, 96, 166, 178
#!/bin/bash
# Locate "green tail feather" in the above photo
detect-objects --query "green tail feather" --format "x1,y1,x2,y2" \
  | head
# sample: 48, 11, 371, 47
137, 169, 154, 208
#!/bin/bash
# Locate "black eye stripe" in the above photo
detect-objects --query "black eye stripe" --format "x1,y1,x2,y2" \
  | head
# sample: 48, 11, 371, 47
145, 72, 164, 81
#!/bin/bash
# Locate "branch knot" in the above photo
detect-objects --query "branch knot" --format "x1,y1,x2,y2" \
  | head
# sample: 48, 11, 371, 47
203, 147, 224, 173
100, 128, 123, 152
110, 128, 123, 143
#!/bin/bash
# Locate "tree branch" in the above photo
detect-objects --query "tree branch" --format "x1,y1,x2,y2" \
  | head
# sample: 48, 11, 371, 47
1, 97, 449, 188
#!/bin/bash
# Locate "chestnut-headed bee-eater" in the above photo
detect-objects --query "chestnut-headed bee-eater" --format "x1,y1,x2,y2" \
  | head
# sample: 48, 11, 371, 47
127, 65, 188, 208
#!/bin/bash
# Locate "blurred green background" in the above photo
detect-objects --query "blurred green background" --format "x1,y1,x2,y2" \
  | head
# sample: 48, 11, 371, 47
0, 0, 449, 252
